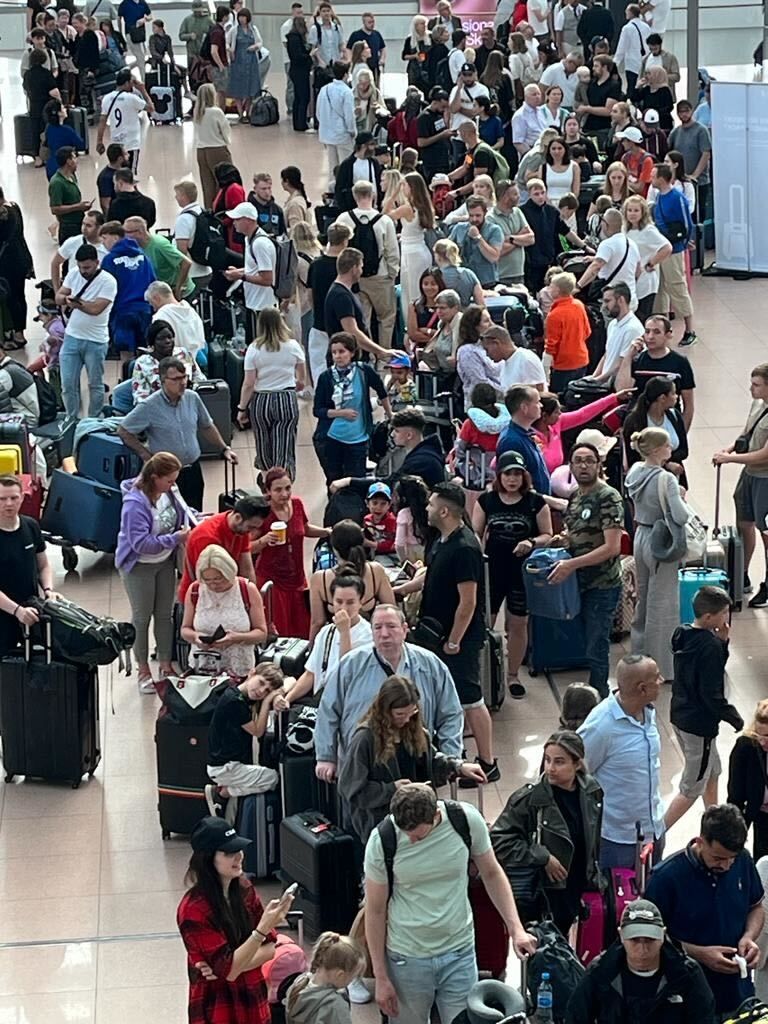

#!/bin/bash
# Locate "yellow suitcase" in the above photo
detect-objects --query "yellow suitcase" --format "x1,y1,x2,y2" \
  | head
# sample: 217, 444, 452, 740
0, 444, 23, 475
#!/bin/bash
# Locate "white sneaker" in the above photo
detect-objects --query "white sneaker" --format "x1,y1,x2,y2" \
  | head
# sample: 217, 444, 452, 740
205, 784, 220, 816
137, 676, 155, 695
347, 979, 372, 1004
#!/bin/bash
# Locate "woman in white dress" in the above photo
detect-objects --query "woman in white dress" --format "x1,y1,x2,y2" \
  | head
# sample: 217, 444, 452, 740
541, 135, 581, 204
389, 172, 435, 317
622, 194, 672, 322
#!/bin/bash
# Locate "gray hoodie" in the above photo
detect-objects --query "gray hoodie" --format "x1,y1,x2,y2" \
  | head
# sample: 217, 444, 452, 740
286, 979, 352, 1024
625, 462, 689, 527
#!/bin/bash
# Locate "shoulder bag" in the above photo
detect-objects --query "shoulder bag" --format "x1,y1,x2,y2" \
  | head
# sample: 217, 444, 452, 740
734, 405, 768, 454
586, 238, 630, 304
650, 469, 706, 564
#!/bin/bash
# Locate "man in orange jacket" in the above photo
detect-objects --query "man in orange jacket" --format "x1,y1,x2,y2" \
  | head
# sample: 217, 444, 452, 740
543, 271, 592, 393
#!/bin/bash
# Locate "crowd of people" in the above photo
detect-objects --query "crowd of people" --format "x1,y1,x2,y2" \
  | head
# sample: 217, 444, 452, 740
5, 1, 768, 1023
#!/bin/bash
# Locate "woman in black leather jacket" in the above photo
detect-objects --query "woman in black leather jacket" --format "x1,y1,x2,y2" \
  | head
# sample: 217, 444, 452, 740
728, 698, 768, 861
491, 730, 603, 935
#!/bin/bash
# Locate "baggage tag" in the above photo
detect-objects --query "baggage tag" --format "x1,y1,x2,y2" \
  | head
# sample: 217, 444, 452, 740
309, 822, 331, 834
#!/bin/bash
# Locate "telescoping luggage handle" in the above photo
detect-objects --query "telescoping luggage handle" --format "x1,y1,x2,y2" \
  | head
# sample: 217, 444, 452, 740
634, 820, 653, 893
224, 458, 237, 498
24, 619, 53, 666
449, 777, 484, 818
713, 463, 722, 537
260, 580, 275, 636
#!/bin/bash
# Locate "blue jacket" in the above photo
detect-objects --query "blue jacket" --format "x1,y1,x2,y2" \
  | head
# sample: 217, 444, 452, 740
497, 420, 551, 494
653, 188, 694, 254
101, 237, 156, 312
312, 361, 387, 441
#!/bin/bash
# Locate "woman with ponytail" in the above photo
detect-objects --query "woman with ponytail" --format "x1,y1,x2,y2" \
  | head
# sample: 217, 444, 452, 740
625, 425, 689, 681
280, 166, 312, 232
286, 931, 366, 1023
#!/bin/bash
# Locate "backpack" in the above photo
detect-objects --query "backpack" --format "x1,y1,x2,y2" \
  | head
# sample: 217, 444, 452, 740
525, 919, 586, 1019
30, 595, 136, 670
474, 141, 509, 184
187, 210, 229, 271
348, 211, 382, 277
199, 26, 214, 62
250, 89, 279, 127
267, 235, 298, 300
378, 799, 471, 899
33, 372, 60, 425
435, 56, 453, 92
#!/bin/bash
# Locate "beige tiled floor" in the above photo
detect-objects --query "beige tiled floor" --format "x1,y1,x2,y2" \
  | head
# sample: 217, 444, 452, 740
0, 54, 766, 1022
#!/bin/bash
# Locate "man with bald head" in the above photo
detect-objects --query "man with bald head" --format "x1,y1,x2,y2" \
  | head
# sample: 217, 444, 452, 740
577, 207, 641, 309
123, 217, 193, 301
578, 654, 666, 869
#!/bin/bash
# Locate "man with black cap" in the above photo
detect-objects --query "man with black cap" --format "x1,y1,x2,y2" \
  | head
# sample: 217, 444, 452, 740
448, 62, 489, 163
333, 131, 383, 212
96, 68, 154, 173
566, 898, 716, 1023
417, 87, 453, 183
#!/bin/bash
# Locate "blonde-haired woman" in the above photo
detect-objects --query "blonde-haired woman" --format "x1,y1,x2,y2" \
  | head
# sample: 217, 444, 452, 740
116, 451, 191, 693
433, 238, 485, 306
728, 699, 768, 861
389, 171, 435, 316
622, 194, 672, 321
290, 219, 322, 370
381, 168, 408, 217
515, 126, 560, 198
349, 39, 370, 88
636, 65, 674, 132
353, 66, 383, 133
181, 544, 267, 679
625, 426, 689, 681
193, 82, 233, 208
587, 160, 629, 218
443, 173, 495, 226
237, 308, 306, 479
401, 14, 431, 94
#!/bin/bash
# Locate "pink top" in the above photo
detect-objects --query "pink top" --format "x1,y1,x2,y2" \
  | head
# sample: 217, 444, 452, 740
535, 393, 620, 473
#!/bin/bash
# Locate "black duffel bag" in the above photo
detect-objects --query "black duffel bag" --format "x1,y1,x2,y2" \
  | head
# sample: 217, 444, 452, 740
250, 90, 279, 127
563, 377, 613, 410
30, 596, 135, 669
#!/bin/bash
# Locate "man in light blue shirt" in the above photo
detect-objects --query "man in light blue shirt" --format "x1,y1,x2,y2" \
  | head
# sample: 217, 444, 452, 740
578, 653, 666, 869
449, 197, 504, 288
315, 604, 464, 781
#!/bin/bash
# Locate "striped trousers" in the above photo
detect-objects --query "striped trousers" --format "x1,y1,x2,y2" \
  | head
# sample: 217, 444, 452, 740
250, 389, 300, 480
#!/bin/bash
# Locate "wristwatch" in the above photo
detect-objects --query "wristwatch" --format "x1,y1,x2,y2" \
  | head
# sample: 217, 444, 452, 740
446, 641, 459, 651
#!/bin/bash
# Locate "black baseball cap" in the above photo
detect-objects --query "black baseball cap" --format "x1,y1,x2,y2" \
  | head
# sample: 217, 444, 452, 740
461, 62, 476, 74
190, 816, 252, 853
355, 131, 375, 147
497, 450, 526, 473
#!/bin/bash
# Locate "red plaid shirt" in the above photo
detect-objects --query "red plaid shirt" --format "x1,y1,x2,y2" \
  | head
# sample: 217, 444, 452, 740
177, 879, 276, 1024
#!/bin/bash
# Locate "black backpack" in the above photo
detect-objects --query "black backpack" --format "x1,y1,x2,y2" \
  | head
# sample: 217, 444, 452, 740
349, 211, 381, 278
33, 373, 60, 425
435, 56, 453, 92
187, 210, 228, 271
378, 799, 472, 899
199, 26, 214, 62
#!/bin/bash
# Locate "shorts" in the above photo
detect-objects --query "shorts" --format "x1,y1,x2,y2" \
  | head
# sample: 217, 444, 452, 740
440, 641, 483, 708
673, 727, 721, 799
489, 562, 527, 618
207, 760, 279, 797
211, 66, 229, 93
734, 469, 768, 528
111, 305, 152, 354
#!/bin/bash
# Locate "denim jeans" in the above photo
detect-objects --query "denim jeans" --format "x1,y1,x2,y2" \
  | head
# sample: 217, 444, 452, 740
580, 585, 621, 698
599, 832, 666, 870
387, 943, 477, 1024
110, 379, 134, 414
550, 366, 588, 395
60, 334, 108, 419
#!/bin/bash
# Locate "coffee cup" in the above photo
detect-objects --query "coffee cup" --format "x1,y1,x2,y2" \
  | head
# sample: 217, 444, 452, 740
271, 521, 287, 545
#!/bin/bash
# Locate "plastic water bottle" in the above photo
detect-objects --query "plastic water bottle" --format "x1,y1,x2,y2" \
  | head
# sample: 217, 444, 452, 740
536, 972, 553, 1023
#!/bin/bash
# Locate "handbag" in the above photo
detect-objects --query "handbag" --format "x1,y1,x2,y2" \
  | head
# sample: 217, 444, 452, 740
409, 616, 445, 653
650, 469, 707, 564
154, 671, 232, 725
128, 24, 146, 43
734, 406, 768, 454
506, 808, 544, 918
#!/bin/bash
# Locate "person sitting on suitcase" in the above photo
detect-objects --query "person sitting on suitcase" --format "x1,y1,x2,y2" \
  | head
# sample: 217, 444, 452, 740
205, 660, 288, 823
364, 782, 537, 1024
565, 897, 717, 1024
491, 730, 603, 937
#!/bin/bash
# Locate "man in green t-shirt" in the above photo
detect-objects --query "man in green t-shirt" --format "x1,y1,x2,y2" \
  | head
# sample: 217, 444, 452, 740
124, 217, 194, 300
364, 783, 536, 1024
548, 436, 625, 698
487, 181, 535, 285
48, 146, 92, 244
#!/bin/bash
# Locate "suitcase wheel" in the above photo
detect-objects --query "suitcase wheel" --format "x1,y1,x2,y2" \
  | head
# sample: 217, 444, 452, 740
62, 546, 78, 572
162, 829, 171, 840
5, 773, 14, 783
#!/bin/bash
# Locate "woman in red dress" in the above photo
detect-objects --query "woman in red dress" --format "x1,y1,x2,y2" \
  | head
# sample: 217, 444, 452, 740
177, 816, 294, 1024
252, 466, 330, 639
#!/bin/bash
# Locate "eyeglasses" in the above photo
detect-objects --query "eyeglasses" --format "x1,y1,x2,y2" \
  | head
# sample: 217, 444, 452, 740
571, 456, 599, 466
164, 374, 187, 383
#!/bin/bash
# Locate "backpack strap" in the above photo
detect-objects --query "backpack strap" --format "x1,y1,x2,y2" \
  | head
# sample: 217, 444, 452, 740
444, 799, 472, 854
320, 623, 336, 673
238, 576, 251, 611
190, 580, 199, 605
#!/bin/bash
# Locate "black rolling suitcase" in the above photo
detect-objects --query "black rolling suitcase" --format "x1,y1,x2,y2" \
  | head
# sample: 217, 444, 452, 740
0, 622, 100, 787
194, 378, 233, 458
155, 710, 211, 838
217, 460, 262, 513
224, 344, 246, 421
65, 106, 89, 153
279, 810, 359, 938
238, 789, 282, 878
14, 114, 40, 159
479, 556, 505, 712
30, 413, 76, 472
171, 600, 190, 671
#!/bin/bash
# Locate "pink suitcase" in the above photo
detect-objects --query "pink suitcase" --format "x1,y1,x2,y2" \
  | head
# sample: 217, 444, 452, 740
576, 890, 606, 966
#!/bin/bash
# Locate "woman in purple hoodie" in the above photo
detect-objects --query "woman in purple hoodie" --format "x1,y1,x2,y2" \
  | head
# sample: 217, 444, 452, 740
116, 451, 191, 694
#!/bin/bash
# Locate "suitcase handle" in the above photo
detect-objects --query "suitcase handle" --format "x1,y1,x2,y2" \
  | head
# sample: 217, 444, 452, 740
24, 619, 52, 666
449, 777, 484, 817
713, 463, 721, 536
260, 580, 274, 632
224, 458, 237, 495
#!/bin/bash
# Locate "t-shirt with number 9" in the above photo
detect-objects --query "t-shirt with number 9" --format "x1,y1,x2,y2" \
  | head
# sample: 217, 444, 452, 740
100, 90, 147, 150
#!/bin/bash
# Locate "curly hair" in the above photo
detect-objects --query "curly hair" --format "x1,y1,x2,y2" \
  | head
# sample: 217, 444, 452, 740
361, 675, 428, 765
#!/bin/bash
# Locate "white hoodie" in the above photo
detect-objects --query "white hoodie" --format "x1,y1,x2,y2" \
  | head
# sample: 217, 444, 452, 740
153, 302, 205, 357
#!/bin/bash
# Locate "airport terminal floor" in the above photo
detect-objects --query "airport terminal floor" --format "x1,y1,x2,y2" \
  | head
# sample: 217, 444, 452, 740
0, 53, 767, 1023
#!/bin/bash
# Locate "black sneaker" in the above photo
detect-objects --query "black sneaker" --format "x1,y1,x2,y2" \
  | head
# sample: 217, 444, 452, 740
508, 678, 527, 699
459, 757, 501, 787
679, 331, 698, 347
749, 582, 768, 608
744, 574, 753, 595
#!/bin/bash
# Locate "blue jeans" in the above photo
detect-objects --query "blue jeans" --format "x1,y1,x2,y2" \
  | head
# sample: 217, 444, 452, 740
111, 379, 134, 414
60, 334, 108, 419
580, 585, 621, 698
387, 943, 477, 1024
599, 832, 666, 870
550, 365, 588, 394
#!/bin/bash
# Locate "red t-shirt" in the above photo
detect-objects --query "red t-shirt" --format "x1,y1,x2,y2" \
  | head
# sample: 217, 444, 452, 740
622, 149, 654, 196
254, 498, 308, 591
178, 512, 252, 601
209, 23, 228, 66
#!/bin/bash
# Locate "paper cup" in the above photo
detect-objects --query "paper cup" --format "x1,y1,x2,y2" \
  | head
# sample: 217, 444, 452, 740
271, 521, 287, 545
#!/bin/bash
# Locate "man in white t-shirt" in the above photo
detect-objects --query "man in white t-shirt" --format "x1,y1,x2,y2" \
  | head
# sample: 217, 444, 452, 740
54, 243, 118, 419
591, 282, 645, 384
527, 0, 550, 39
447, 30, 468, 84
223, 202, 277, 340
539, 53, 580, 107
95, 68, 153, 173
481, 325, 547, 392
289, 576, 373, 702
577, 208, 641, 309
50, 210, 108, 290
173, 179, 211, 294
449, 62, 489, 163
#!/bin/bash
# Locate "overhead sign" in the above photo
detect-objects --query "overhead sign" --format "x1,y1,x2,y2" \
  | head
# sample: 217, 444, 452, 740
418, 1, 495, 47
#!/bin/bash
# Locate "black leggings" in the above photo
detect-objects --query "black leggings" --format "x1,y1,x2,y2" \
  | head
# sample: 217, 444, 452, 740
753, 811, 768, 862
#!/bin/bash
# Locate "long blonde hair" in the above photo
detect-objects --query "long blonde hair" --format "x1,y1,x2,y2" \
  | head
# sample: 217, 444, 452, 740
361, 675, 429, 764
194, 83, 217, 124
433, 238, 461, 266
383, 168, 407, 210
254, 308, 291, 352
746, 699, 768, 740
290, 220, 322, 259
604, 161, 630, 202
286, 932, 365, 1012
409, 14, 429, 49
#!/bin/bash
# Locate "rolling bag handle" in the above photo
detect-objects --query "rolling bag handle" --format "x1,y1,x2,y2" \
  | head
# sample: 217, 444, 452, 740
449, 776, 485, 818
483, 553, 493, 631
24, 618, 52, 666
714, 462, 721, 538
224, 458, 237, 497
260, 580, 275, 636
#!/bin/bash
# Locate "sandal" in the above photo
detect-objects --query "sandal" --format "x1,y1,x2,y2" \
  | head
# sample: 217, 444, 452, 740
507, 677, 527, 699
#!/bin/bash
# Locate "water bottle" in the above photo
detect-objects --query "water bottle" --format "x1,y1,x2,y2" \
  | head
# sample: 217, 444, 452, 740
234, 325, 246, 351
536, 972, 553, 1023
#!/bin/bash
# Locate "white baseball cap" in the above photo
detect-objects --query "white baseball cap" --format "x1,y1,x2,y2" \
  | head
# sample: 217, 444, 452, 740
614, 126, 644, 144
226, 201, 260, 220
